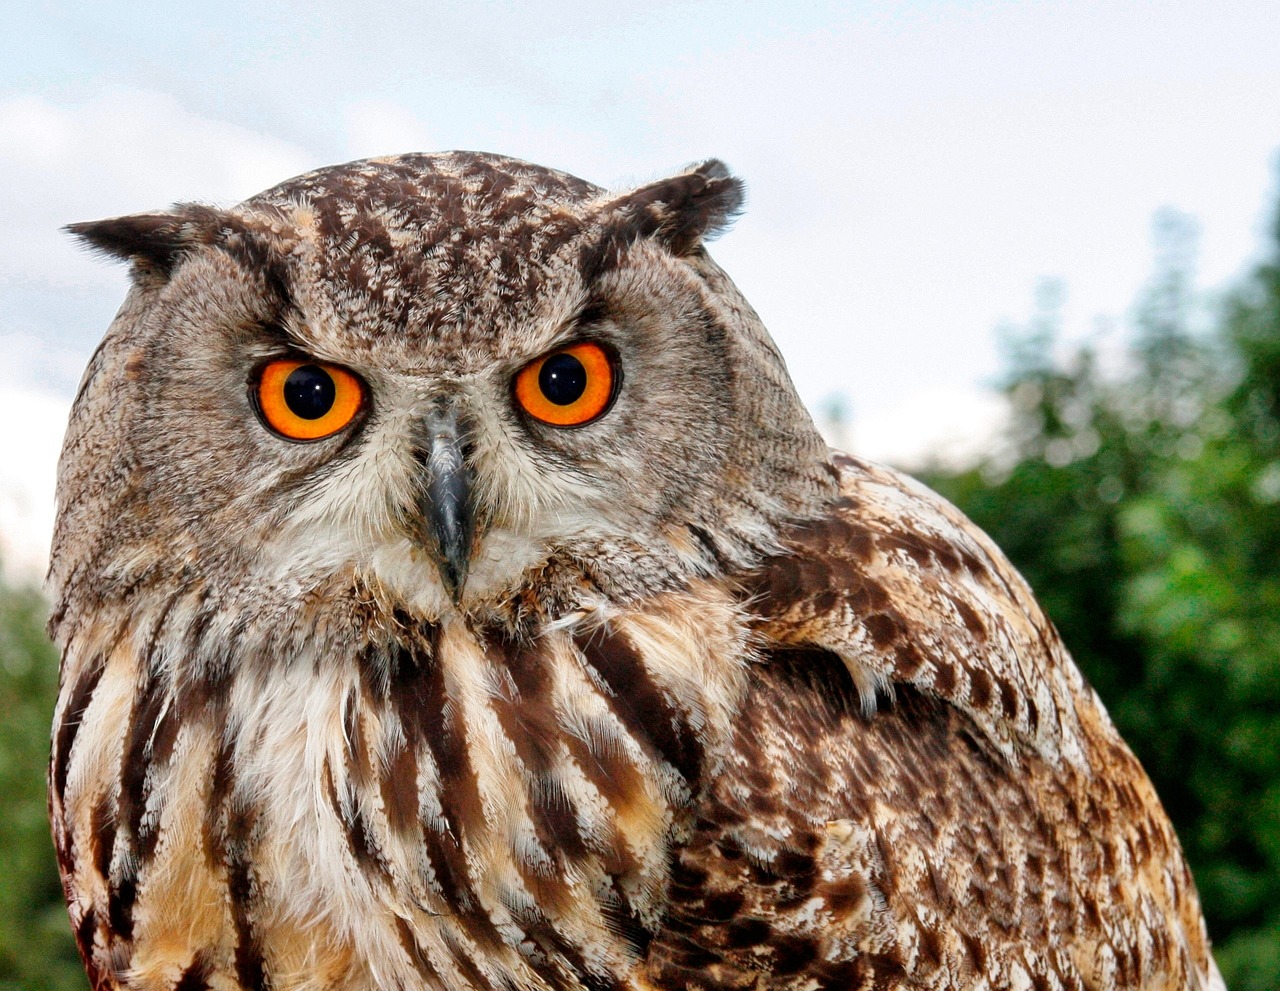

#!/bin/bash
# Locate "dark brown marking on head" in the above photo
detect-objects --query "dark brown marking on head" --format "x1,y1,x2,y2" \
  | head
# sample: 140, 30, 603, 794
218, 226, 293, 311
248, 153, 603, 336
575, 622, 703, 784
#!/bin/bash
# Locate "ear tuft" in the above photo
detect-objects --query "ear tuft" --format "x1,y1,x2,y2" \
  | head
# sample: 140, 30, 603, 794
608, 160, 746, 256
65, 204, 228, 274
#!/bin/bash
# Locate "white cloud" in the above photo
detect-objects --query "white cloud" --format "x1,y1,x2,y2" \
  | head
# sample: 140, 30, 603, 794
837, 387, 1009, 473
343, 100, 438, 161
0, 89, 321, 394
2, 7, 1278, 572
623, 9, 1280, 429
0, 91, 329, 578
0, 88, 317, 286
0, 387, 67, 585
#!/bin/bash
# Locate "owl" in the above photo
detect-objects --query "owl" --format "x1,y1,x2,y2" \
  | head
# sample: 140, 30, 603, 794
49, 152, 1225, 991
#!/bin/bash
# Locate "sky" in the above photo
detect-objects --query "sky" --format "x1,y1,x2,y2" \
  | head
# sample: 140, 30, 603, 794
2, 1, 1280, 579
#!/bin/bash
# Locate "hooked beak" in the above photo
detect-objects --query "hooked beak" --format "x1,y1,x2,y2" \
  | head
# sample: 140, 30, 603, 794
413, 404, 475, 604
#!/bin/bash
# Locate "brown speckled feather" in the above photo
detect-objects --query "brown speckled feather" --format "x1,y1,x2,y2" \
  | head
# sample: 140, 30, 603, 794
51, 153, 1221, 991
645, 453, 1221, 991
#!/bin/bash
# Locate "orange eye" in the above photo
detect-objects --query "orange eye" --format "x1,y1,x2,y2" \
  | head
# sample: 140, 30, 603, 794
514, 342, 617, 427
254, 359, 365, 441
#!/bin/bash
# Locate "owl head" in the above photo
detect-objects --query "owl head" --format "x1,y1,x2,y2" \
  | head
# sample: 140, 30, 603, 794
50, 153, 834, 636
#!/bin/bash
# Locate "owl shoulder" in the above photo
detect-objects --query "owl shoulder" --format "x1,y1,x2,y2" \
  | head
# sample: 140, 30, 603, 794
641, 454, 1217, 990
745, 451, 1093, 768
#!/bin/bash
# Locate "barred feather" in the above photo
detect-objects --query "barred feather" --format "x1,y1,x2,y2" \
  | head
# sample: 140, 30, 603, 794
51, 152, 1223, 991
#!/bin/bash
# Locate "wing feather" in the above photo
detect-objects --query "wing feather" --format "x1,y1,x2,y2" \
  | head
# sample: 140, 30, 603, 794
645, 453, 1222, 991
745, 453, 1091, 766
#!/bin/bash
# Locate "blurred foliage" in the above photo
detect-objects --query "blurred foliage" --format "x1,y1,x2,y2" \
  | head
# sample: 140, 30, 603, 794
924, 199, 1280, 988
0, 579, 84, 991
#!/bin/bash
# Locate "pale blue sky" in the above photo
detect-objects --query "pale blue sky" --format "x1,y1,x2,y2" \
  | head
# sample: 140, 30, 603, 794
3, 1, 1280, 468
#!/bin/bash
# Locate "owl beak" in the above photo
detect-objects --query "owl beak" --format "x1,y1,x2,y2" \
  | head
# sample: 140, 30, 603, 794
414, 405, 475, 604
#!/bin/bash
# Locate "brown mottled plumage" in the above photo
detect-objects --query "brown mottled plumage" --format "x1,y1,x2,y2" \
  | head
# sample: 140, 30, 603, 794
50, 153, 1224, 990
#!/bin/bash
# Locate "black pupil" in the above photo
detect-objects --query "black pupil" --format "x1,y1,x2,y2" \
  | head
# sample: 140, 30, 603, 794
283, 365, 336, 420
539, 353, 588, 406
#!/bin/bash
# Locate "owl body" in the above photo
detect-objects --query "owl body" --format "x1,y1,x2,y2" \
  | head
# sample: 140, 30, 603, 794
50, 153, 1223, 990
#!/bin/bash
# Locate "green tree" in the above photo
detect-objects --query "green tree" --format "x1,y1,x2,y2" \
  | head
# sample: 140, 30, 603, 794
0, 577, 84, 991
925, 198, 1280, 989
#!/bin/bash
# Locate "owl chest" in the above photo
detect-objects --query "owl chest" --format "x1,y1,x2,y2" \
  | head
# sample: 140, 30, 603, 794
61, 618, 708, 991
230, 644, 688, 989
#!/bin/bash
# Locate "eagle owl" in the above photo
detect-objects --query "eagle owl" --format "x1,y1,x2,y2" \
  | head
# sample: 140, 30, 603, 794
50, 153, 1225, 991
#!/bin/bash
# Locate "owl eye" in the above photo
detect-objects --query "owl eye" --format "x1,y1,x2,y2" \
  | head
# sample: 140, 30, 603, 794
514, 342, 617, 427
254, 359, 365, 441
